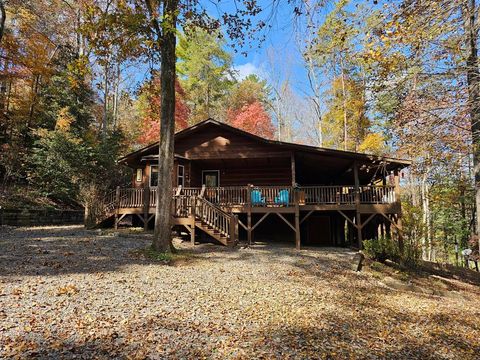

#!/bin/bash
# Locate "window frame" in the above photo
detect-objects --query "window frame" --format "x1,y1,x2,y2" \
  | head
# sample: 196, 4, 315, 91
149, 165, 159, 187
177, 165, 185, 187
135, 168, 143, 183
201, 170, 220, 187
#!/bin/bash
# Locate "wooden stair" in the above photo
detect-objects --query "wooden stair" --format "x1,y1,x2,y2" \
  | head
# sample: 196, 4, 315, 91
194, 220, 232, 246
191, 196, 238, 246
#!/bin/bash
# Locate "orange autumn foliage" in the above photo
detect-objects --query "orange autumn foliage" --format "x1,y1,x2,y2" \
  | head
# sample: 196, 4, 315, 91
228, 101, 274, 139
137, 78, 189, 145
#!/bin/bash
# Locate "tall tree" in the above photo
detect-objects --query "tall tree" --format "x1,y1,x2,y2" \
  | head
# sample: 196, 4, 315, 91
463, 0, 480, 252
138, 1, 306, 252
177, 27, 234, 123
230, 101, 274, 138
141, 0, 178, 252
400, 1, 476, 251
227, 74, 270, 111
322, 76, 371, 151
226, 74, 274, 138
309, 0, 359, 151
363, 0, 476, 258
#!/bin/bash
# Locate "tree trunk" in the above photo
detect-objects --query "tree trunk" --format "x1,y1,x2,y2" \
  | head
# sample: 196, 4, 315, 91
459, 156, 468, 248
153, 0, 178, 253
113, 62, 120, 129
340, 63, 348, 151
302, 4, 323, 147
76, 7, 84, 57
464, 0, 480, 253
421, 172, 431, 260
0, 0, 5, 45
103, 62, 109, 134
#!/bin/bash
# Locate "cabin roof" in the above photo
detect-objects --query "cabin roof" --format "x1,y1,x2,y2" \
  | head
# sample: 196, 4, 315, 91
118, 118, 411, 169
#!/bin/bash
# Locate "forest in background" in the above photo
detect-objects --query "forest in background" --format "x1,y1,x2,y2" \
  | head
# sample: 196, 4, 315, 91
0, 0, 479, 264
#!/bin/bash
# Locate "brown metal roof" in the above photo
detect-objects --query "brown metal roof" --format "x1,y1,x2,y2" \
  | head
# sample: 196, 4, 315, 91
118, 118, 411, 169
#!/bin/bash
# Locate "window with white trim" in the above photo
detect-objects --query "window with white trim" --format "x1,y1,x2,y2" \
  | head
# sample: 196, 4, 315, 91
177, 165, 185, 187
136, 168, 143, 183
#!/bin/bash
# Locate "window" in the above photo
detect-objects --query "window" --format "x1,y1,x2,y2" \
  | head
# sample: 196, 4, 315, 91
202, 170, 219, 187
136, 168, 143, 183
150, 165, 159, 187
177, 165, 185, 187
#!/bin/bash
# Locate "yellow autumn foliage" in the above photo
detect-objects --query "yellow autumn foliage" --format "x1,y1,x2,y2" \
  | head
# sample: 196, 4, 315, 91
358, 133, 386, 155
55, 107, 75, 132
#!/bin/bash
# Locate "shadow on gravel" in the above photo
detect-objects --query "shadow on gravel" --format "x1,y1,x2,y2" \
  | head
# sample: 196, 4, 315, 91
0, 226, 177, 277
0, 225, 357, 278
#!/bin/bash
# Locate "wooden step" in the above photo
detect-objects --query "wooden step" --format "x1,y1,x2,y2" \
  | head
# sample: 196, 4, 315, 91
193, 222, 229, 246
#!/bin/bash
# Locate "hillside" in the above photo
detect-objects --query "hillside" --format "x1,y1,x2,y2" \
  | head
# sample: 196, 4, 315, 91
0, 185, 81, 210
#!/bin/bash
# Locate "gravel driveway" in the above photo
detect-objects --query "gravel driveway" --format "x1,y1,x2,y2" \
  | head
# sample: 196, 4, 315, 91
1, 225, 479, 359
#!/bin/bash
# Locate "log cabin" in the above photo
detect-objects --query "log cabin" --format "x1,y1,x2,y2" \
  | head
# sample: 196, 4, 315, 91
100, 118, 410, 249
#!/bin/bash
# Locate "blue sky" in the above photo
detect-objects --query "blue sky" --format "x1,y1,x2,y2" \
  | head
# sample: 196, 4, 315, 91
207, 1, 373, 96
123, 1, 380, 101
124, 2, 315, 96
200, 1, 328, 95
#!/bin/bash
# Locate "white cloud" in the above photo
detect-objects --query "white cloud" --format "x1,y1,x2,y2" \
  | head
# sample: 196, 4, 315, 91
234, 62, 261, 80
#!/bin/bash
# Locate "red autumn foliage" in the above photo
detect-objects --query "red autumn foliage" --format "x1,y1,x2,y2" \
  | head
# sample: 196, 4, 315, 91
137, 78, 189, 145
228, 101, 274, 139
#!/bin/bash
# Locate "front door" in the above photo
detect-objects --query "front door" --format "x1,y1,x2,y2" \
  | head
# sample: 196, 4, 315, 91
202, 170, 220, 187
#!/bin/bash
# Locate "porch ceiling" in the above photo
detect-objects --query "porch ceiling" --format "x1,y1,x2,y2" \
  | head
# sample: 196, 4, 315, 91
295, 151, 396, 185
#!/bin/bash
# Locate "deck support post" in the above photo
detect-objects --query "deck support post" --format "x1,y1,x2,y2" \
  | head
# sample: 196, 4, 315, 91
230, 214, 238, 245
247, 211, 252, 245
394, 170, 404, 252
190, 196, 196, 245
247, 184, 253, 246
143, 185, 150, 231
295, 201, 300, 250
291, 152, 296, 186
353, 161, 362, 248
114, 186, 120, 230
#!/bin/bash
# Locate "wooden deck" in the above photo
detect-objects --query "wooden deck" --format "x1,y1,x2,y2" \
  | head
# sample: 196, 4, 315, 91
99, 184, 401, 249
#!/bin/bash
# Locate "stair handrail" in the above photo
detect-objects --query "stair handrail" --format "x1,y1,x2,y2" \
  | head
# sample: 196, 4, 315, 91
194, 196, 234, 240
195, 196, 232, 217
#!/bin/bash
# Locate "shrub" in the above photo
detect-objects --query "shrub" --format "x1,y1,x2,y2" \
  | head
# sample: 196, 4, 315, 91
402, 236, 423, 267
364, 236, 422, 267
363, 237, 400, 263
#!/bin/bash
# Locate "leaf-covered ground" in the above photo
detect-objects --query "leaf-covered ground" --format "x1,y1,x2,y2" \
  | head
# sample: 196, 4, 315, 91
1, 226, 479, 359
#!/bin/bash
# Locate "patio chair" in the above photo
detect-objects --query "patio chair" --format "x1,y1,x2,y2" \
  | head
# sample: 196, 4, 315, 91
251, 189, 266, 206
275, 189, 290, 206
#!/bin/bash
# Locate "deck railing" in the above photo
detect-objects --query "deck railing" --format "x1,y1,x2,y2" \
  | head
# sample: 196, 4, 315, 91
172, 195, 194, 218
106, 185, 397, 212
119, 188, 144, 208
252, 186, 295, 206
195, 197, 233, 239
301, 186, 356, 205
359, 185, 396, 204
203, 186, 249, 206
149, 187, 157, 207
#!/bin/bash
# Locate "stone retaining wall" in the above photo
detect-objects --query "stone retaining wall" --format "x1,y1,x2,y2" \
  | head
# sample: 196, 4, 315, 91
0, 208, 84, 226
